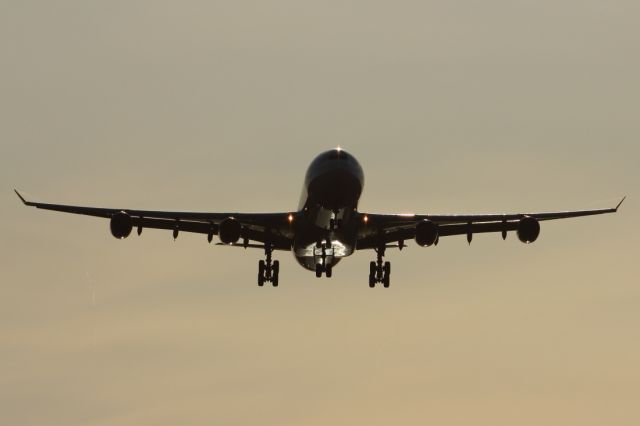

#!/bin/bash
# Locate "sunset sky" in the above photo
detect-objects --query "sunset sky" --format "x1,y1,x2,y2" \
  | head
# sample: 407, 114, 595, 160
1, 1, 638, 425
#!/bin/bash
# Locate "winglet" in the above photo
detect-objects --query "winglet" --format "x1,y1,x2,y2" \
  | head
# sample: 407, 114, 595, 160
14, 189, 28, 205
615, 196, 626, 212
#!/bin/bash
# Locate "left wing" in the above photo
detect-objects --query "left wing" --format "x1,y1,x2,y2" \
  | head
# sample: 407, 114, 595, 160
14, 190, 294, 250
357, 197, 626, 249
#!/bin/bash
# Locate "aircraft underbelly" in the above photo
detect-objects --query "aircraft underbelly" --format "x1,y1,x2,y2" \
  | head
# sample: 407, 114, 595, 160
292, 228, 356, 271
294, 255, 342, 271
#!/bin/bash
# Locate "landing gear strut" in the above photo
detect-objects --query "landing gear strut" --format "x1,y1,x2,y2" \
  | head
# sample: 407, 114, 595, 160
369, 246, 390, 288
258, 244, 279, 287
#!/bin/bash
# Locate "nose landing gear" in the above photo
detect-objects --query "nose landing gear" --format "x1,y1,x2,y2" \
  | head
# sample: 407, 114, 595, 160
258, 244, 279, 287
368, 246, 390, 288
315, 263, 333, 278
314, 240, 333, 278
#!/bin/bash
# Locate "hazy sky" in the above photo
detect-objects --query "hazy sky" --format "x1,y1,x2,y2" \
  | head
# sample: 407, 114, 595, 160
1, 1, 638, 425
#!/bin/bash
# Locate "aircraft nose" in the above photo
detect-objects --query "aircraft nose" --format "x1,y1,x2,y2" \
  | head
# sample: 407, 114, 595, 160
308, 168, 362, 210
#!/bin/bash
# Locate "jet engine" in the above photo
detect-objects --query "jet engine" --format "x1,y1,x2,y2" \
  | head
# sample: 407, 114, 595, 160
415, 219, 438, 247
517, 216, 540, 244
218, 217, 241, 244
110, 211, 132, 239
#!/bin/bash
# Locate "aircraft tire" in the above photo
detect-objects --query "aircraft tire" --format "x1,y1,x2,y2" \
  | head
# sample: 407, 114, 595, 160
272, 261, 279, 286
258, 260, 265, 286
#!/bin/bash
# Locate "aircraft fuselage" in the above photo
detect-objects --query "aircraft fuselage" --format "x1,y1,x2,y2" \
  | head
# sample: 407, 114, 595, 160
293, 149, 365, 271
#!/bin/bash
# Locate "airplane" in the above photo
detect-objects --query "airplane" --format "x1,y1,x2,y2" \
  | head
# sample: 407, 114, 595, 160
15, 148, 625, 288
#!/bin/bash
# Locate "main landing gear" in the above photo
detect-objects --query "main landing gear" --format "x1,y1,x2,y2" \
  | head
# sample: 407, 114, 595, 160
315, 240, 333, 278
258, 244, 279, 287
369, 246, 390, 288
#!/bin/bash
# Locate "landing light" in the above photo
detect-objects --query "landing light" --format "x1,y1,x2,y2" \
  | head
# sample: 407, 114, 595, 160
363, 215, 369, 224
288, 213, 294, 223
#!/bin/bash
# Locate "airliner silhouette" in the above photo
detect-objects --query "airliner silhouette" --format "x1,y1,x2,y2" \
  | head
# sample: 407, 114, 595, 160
16, 148, 624, 287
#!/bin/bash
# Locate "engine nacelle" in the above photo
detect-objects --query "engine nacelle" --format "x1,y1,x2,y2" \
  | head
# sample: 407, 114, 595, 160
415, 219, 439, 247
218, 217, 241, 244
517, 216, 540, 244
110, 211, 132, 239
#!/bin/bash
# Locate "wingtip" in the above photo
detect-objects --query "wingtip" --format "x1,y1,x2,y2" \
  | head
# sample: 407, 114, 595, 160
14, 189, 27, 204
615, 196, 626, 211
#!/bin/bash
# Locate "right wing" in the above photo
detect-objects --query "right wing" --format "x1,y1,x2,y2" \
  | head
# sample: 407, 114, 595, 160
15, 190, 294, 250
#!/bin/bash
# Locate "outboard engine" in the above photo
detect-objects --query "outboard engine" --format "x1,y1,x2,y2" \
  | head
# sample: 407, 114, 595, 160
517, 216, 540, 244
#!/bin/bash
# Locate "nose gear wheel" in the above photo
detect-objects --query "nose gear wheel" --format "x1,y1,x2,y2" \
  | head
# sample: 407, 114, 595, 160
314, 240, 334, 278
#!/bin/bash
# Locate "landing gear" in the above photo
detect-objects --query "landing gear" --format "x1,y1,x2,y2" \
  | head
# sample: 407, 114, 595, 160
383, 261, 390, 288
315, 262, 333, 278
258, 245, 279, 287
272, 260, 279, 287
369, 262, 376, 287
258, 260, 265, 286
368, 247, 391, 288
314, 239, 334, 278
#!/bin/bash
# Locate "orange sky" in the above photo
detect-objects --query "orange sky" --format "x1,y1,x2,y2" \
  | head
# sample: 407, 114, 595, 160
1, 1, 638, 425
